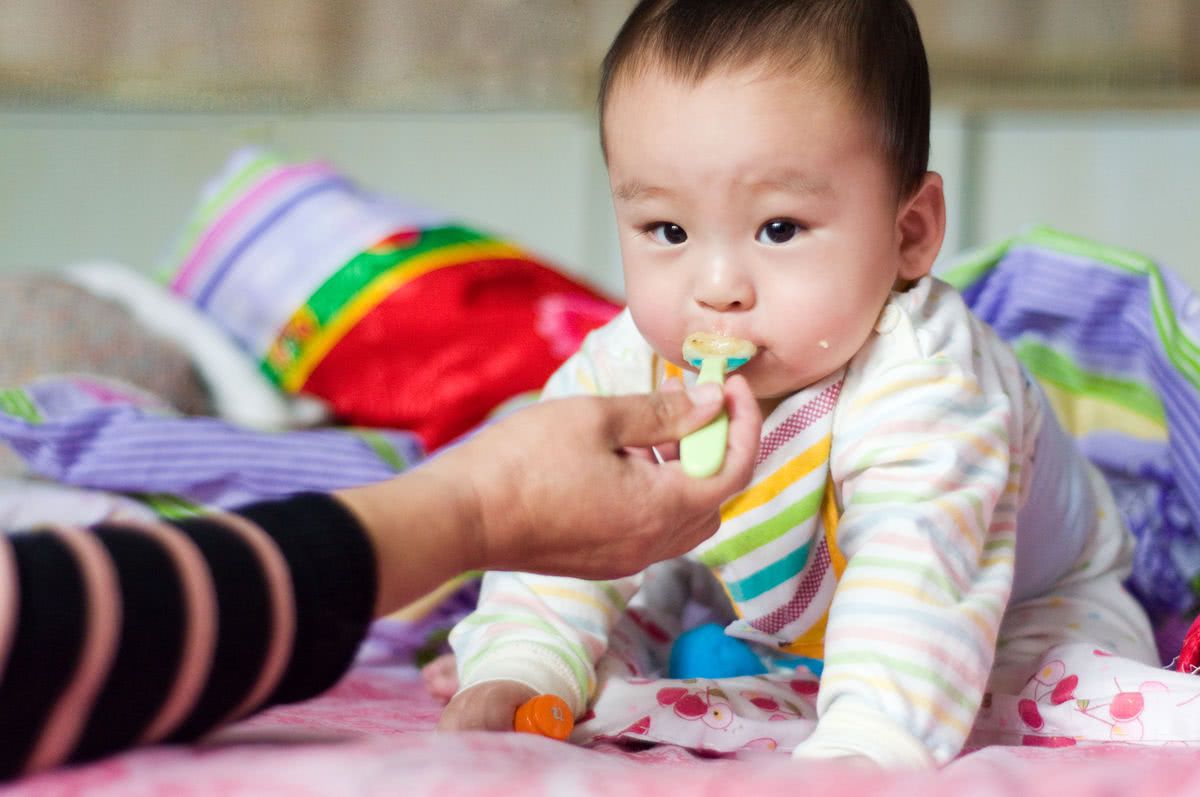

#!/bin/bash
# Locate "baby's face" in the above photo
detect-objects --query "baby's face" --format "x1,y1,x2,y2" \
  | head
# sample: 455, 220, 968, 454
605, 65, 907, 405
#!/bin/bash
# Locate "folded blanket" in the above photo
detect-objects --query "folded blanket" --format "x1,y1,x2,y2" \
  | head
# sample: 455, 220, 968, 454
0, 376, 421, 514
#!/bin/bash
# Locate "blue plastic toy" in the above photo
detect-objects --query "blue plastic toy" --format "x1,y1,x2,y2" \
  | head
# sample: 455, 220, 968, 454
668, 622, 826, 678
668, 623, 767, 678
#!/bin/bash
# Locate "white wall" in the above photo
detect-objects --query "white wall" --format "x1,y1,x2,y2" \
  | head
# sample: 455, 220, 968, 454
0, 109, 626, 295
968, 111, 1200, 281
1, 106, 1198, 297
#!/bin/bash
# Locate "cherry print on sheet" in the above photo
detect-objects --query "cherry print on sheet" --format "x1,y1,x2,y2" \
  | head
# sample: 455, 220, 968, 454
1017, 659, 1077, 733
737, 688, 807, 722
969, 643, 1200, 750
1074, 678, 1166, 741
574, 673, 820, 754
657, 686, 734, 729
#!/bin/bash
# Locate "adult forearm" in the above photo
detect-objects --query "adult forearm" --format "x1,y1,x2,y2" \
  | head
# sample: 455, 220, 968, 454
0, 494, 374, 779
335, 467, 480, 618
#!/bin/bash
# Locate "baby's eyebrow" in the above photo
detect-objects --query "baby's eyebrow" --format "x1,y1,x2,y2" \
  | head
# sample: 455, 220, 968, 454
753, 171, 832, 197
613, 180, 671, 202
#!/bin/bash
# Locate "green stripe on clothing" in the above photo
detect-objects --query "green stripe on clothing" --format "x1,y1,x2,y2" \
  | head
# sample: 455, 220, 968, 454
699, 485, 824, 568
845, 555, 960, 600
598, 582, 627, 611
848, 490, 990, 548
462, 638, 590, 697
850, 485, 994, 506
823, 650, 978, 715
847, 419, 1008, 474
459, 612, 591, 663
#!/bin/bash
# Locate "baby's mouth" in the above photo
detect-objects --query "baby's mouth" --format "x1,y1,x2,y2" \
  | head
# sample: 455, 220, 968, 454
681, 333, 757, 373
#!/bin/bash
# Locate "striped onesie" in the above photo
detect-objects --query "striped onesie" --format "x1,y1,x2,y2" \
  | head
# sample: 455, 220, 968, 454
450, 275, 1156, 766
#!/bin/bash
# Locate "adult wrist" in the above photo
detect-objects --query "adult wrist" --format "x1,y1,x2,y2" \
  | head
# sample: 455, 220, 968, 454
335, 467, 479, 616
429, 437, 525, 573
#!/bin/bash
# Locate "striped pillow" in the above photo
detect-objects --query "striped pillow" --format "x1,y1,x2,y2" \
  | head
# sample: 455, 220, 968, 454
939, 226, 1200, 652
164, 148, 620, 450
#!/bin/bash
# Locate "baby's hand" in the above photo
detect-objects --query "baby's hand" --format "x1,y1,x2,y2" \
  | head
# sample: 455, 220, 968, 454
436, 679, 539, 732
420, 653, 460, 704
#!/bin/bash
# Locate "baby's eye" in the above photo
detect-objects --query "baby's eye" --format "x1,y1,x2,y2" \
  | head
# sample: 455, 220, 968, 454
648, 223, 688, 245
756, 219, 804, 245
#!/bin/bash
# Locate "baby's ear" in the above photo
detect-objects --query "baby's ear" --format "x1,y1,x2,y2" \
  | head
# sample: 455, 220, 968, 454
895, 172, 946, 282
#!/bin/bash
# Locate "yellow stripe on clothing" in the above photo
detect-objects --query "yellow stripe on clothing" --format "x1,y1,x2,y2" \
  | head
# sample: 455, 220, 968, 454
849, 373, 981, 411
720, 436, 831, 521
529, 585, 622, 619
816, 671, 974, 735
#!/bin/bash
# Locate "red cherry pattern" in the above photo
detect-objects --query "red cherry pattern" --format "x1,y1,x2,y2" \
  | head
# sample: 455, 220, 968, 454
1050, 675, 1078, 705
656, 687, 687, 707
673, 694, 710, 719
1018, 698, 1044, 730
1110, 692, 1144, 722
622, 716, 651, 735
1021, 734, 1076, 747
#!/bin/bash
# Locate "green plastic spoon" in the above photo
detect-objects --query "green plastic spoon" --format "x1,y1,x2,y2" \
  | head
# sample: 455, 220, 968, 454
678, 333, 756, 478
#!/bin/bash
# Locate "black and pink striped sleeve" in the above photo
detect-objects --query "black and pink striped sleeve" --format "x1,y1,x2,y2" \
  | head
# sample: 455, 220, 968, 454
0, 492, 376, 779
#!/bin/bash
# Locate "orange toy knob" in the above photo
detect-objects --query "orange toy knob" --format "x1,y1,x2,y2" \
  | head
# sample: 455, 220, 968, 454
513, 694, 574, 741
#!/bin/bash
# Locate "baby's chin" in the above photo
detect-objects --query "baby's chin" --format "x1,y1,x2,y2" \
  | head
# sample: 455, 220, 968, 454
755, 394, 787, 418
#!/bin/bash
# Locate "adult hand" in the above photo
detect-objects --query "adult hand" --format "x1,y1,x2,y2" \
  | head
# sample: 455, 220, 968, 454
443, 374, 761, 580
336, 376, 761, 616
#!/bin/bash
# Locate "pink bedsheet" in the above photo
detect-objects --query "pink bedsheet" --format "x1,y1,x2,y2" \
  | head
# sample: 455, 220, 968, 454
4, 664, 1200, 796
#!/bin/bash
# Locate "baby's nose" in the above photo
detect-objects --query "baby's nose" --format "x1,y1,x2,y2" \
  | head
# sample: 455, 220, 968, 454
694, 258, 754, 311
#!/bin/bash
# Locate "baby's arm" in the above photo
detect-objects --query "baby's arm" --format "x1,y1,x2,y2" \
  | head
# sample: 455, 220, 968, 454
444, 570, 642, 727
795, 356, 1021, 767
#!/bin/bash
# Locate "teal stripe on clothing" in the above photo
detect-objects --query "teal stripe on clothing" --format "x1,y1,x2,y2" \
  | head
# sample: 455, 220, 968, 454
724, 543, 812, 602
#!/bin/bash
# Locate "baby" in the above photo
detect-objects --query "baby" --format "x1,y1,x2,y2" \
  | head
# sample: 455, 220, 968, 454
437, 0, 1157, 767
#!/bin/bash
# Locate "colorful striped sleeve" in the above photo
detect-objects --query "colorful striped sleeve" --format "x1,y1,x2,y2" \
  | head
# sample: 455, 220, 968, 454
799, 350, 1023, 767
0, 492, 376, 780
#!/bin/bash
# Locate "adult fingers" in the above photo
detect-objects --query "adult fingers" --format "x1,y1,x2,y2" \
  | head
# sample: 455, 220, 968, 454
601, 384, 724, 449
667, 375, 760, 501
718, 375, 762, 488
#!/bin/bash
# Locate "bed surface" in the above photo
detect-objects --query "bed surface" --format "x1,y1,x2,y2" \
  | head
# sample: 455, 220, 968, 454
4, 663, 1198, 796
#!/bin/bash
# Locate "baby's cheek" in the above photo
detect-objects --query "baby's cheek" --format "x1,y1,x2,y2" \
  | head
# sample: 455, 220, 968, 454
628, 297, 683, 364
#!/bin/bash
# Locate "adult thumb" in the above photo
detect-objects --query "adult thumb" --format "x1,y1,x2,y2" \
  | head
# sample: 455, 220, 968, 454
603, 383, 725, 449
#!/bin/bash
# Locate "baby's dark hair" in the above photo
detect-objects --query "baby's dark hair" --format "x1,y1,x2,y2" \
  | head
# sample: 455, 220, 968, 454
598, 0, 930, 199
